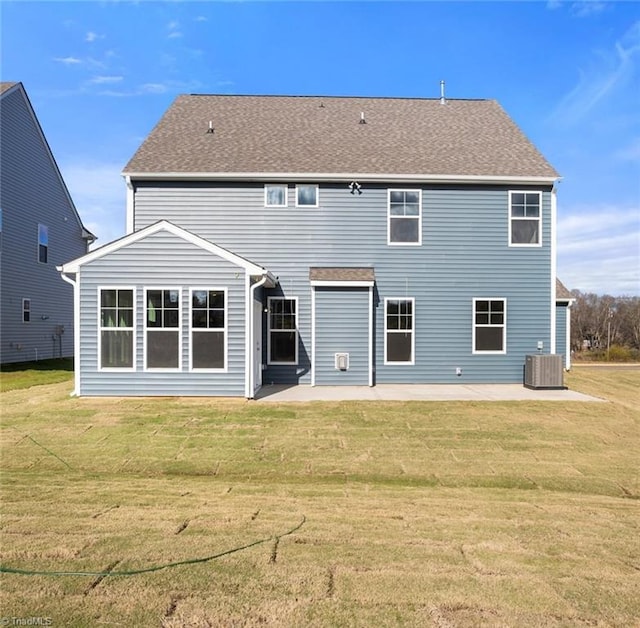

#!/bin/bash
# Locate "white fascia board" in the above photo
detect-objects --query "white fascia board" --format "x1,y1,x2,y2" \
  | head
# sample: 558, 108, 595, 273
310, 280, 374, 288
123, 171, 561, 186
59, 220, 270, 277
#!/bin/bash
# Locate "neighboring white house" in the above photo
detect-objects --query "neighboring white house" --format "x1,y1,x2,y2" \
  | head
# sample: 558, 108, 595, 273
0, 81, 95, 364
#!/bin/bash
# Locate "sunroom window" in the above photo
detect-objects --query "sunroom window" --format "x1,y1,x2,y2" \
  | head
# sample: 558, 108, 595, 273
100, 288, 134, 368
145, 289, 180, 369
191, 289, 226, 370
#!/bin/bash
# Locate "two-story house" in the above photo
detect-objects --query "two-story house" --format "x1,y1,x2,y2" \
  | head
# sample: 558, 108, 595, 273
1, 82, 95, 364
59, 94, 571, 397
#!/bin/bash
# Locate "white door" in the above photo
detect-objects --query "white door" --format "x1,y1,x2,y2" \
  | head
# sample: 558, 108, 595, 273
253, 300, 263, 393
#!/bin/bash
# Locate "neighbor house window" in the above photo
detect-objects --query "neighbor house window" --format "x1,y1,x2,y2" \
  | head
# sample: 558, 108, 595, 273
22, 298, 31, 323
385, 298, 414, 364
191, 289, 226, 370
296, 184, 318, 207
38, 224, 48, 263
388, 190, 421, 245
145, 288, 180, 369
473, 299, 506, 354
268, 297, 298, 364
265, 184, 287, 207
510, 192, 541, 246
100, 288, 134, 369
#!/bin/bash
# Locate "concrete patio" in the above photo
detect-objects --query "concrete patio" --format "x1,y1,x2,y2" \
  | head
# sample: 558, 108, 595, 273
255, 383, 604, 403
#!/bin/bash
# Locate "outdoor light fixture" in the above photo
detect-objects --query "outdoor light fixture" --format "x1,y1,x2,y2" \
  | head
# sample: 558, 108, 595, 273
349, 181, 362, 195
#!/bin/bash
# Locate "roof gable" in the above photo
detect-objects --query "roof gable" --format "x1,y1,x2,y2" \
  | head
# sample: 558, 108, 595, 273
58, 220, 271, 277
124, 94, 559, 181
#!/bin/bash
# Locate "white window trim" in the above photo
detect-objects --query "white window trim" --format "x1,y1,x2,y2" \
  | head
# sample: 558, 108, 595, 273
98, 286, 136, 372
264, 184, 288, 208
472, 298, 507, 355
143, 287, 182, 372
509, 191, 542, 248
267, 296, 298, 366
189, 287, 228, 373
22, 298, 31, 324
384, 297, 415, 365
295, 184, 319, 208
387, 189, 422, 246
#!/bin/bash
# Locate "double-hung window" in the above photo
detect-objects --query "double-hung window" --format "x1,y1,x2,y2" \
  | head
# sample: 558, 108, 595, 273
385, 298, 414, 364
265, 184, 287, 207
22, 298, 31, 323
473, 299, 506, 354
296, 184, 318, 207
100, 288, 134, 369
38, 224, 48, 263
268, 297, 298, 364
388, 190, 421, 245
191, 289, 226, 370
509, 192, 541, 246
145, 288, 180, 369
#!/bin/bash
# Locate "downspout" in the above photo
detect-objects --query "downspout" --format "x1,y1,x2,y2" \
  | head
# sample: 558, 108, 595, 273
550, 185, 558, 354
58, 269, 80, 396
566, 301, 573, 370
246, 274, 270, 399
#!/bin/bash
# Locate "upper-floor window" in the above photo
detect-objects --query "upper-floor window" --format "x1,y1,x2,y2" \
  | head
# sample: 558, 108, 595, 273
191, 289, 226, 370
268, 297, 298, 365
100, 288, 134, 369
296, 185, 318, 207
509, 192, 541, 246
22, 298, 31, 323
38, 224, 48, 263
473, 298, 506, 354
388, 190, 422, 245
384, 298, 415, 364
265, 184, 287, 207
145, 288, 180, 370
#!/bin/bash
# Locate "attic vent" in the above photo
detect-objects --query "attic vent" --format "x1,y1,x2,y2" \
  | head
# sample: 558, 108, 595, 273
359, 111, 366, 124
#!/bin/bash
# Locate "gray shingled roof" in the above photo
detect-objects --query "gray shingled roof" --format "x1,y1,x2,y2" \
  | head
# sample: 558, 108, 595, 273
556, 279, 574, 300
124, 95, 559, 179
310, 267, 375, 283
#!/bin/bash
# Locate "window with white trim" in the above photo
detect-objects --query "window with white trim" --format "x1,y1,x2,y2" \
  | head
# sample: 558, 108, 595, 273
509, 192, 541, 246
145, 288, 180, 369
191, 289, 226, 370
100, 288, 134, 369
22, 298, 31, 323
473, 299, 506, 354
385, 298, 414, 364
296, 184, 318, 207
38, 224, 48, 263
388, 190, 421, 245
268, 297, 298, 364
265, 184, 287, 207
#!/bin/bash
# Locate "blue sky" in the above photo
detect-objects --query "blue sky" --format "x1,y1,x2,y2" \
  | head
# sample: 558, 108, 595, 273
2, 0, 639, 296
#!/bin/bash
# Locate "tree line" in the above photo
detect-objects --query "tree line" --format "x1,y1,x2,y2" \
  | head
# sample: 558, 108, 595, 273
570, 291, 640, 359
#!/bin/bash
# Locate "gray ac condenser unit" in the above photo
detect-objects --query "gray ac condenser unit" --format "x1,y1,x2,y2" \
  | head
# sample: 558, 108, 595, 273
524, 354, 565, 389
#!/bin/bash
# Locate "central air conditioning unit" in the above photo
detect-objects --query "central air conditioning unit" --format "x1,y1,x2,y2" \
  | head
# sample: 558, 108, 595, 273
524, 354, 565, 389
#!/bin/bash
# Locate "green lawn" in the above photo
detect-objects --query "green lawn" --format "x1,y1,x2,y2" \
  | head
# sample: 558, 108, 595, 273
0, 367, 638, 626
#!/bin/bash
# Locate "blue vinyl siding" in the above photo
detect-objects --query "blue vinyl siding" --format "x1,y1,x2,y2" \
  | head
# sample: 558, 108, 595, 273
556, 303, 568, 368
314, 287, 369, 385
127, 181, 554, 386
0, 85, 89, 363
77, 230, 247, 396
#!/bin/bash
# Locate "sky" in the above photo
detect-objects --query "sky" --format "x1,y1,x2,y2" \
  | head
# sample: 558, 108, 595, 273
1, 0, 639, 296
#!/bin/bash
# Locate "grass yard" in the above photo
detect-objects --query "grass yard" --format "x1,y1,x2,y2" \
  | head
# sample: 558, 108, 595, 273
0, 367, 638, 627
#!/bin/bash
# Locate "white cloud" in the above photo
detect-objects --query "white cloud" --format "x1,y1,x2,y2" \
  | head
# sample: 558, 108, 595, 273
85, 31, 104, 43
54, 56, 82, 65
195, 16, 208, 22
139, 83, 169, 94
571, 1, 607, 17
550, 20, 640, 124
88, 75, 124, 85
557, 204, 640, 295
60, 161, 127, 247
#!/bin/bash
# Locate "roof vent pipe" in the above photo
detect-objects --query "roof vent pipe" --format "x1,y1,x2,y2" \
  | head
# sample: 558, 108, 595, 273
440, 80, 446, 105
207, 120, 214, 134
359, 111, 366, 124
